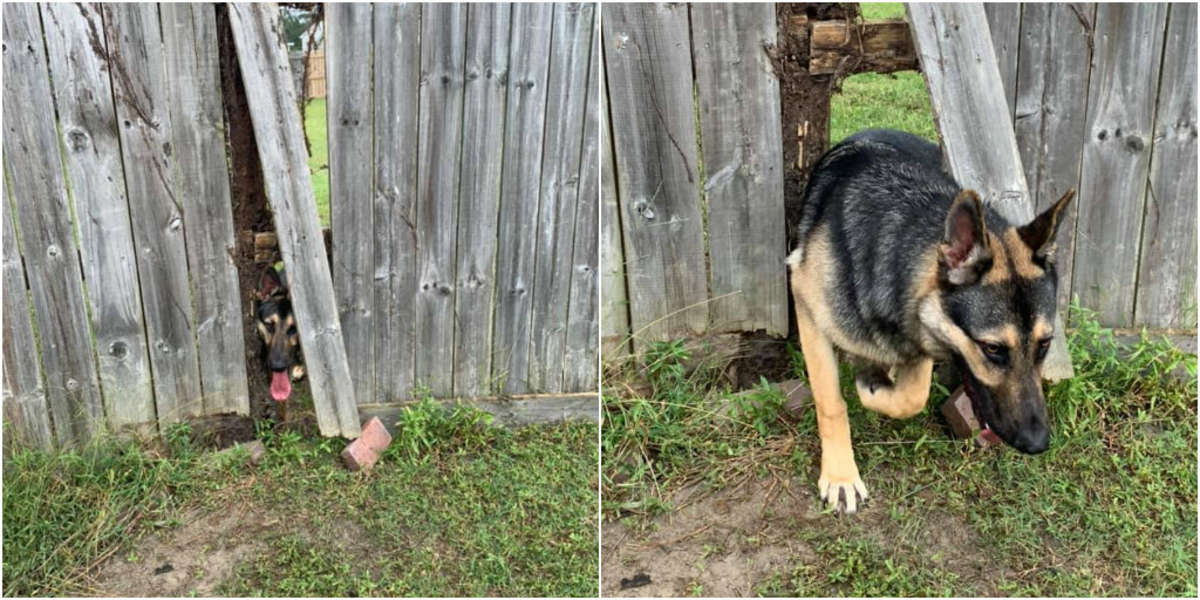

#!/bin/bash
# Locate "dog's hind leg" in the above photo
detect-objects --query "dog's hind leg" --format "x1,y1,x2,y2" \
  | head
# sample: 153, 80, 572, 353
856, 358, 933, 419
794, 307, 868, 514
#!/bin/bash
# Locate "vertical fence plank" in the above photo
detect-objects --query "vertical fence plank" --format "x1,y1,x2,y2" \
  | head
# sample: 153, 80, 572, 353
983, 3, 1020, 118
599, 44, 631, 358
691, 3, 787, 336
493, 3, 553, 395
1073, 4, 1168, 327
453, 3, 510, 397
1135, 3, 1198, 329
3, 3, 104, 445
530, 3, 595, 393
41, 2, 156, 428
1013, 3, 1095, 326
327, 3, 376, 406
372, 3, 421, 403
103, 3, 204, 425
228, 3, 361, 438
602, 3, 708, 344
2, 201, 52, 449
414, 4, 466, 398
160, 3, 250, 416
563, 20, 601, 392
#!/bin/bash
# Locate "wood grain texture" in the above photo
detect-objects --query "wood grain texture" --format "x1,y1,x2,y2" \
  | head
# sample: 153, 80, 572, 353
41, 2, 155, 428
1011, 3, 1095, 327
359, 393, 599, 429
908, 2, 1073, 379
563, 19, 600, 392
3, 2, 104, 446
493, 3, 553, 395
530, 3, 595, 393
1134, 3, 1197, 329
2, 199, 52, 449
453, 3, 510, 397
228, 3, 361, 438
1072, 3, 1168, 327
691, 3, 787, 336
327, 3, 376, 406
104, 3, 205, 425
599, 46, 631, 357
160, 3, 249, 416
414, 3, 466, 398
603, 3, 708, 344
372, 3, 421, 403
983, 2, 1020, 118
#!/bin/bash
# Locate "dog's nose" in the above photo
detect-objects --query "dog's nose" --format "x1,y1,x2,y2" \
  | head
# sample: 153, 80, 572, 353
1012, 421, 1050, 454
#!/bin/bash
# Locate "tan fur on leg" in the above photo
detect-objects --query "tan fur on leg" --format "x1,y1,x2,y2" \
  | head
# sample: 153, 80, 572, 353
856, 358, 933, 419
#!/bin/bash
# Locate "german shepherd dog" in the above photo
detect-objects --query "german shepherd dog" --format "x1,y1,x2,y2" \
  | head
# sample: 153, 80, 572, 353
787, 129, 1073, 514
254, 267, 305, 420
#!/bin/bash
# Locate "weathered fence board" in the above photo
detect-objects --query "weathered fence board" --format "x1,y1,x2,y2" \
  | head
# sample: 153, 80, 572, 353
327, 3, 376, 407
160, 3, 250, 416
1135, 3, 1198, 329
691, 3, 787, 337
493, 3, 554, 394
603, 3, 708, 344
531, 3, 595, 393
564, 22, 601, 392
3, 2, 104, 445
454, 3, 511, 397
599, 53, 630, 358
41, 2, 156, 429
229, 3, 361, 438
908, 2, 1073, 379
2, 201, 52, 449
104, 3, 205, 424
983, 3, 1020, 117
360, 393, 598, 430
414, 4, 467, 398
372, 3, 421, 404
1073, 4, 1168, 327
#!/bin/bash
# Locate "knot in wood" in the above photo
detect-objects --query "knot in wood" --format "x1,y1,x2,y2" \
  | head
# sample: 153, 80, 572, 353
634, 199, 656, 220
109, 340, 128, 359
67, 129, 89, 152
46, 244, 60, 258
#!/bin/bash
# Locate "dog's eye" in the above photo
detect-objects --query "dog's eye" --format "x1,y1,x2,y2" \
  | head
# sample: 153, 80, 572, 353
976, 341, 1008, 366
1036, 338, 1052, 362
265, 322, 276, 334
287, 325, 297, 336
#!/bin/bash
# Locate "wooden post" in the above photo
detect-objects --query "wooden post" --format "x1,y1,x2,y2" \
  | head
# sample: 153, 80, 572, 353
907, 3, 1074, 380
227, 3, 361, 438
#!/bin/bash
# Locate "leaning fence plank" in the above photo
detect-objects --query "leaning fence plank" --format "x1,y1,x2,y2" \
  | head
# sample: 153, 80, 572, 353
603, 3, 708, 344
563, 22, 601, 392
599, 47, 631, 358
530, 3, 595, 393
907, 3, 1073, 380
103, 3, 205, 425
414, 4, 466, 398
1135, 3, 1197, 329
493, 3, 554, 395
372, 3, 421, 404
160, 3, 250, 416
3, 3, 104, 445
41, 2, 156, 429
228, 3, 361, 438
983, 3, 1020, 117
327, 3, 376, 407
1012, 3, 1095, 327
453, 3, 510, 397
2, 200, 52, 449
1072, 4, 1168, 327
691, 3, 787, 337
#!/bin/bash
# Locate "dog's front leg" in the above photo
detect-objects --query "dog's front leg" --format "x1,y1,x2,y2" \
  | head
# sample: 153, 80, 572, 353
794, 307, 868, 514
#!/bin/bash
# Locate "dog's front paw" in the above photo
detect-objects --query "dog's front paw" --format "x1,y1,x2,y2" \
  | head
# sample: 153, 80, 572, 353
818, 473, 869, 514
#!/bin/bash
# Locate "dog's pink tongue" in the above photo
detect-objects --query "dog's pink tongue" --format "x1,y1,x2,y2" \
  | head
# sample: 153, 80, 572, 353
270, 371, 291, 402
980, 426, 1002, 444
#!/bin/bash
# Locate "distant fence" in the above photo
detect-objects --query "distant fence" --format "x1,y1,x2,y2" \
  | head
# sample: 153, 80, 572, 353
2, 2, 599, 449
600, 2, 1197, 357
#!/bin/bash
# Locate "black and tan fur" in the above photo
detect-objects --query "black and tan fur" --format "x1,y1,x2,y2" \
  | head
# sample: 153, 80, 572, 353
787, 129, 1073, 514
253, 267, 305, 417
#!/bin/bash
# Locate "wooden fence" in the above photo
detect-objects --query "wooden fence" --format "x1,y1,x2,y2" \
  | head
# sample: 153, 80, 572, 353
600, 2, 1197, 357
2, 2, 599, 449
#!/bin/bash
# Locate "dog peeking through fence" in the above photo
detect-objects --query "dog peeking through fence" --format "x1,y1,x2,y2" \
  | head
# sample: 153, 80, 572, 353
253, 266, 305, 421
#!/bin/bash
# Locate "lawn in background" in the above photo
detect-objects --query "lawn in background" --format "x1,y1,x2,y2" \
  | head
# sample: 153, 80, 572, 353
304, 98, 330, 227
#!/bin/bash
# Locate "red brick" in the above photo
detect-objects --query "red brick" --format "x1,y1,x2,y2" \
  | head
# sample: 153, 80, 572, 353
940, 387, 1001, 449
341, 438, 380, 472
359, 417, 393, 454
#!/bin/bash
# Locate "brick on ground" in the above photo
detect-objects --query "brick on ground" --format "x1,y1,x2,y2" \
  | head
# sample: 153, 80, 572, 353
341, 417, 393, 471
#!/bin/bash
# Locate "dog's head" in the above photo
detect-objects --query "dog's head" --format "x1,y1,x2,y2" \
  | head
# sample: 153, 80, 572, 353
254, 267, 303, 402
921, 189, 1074, 454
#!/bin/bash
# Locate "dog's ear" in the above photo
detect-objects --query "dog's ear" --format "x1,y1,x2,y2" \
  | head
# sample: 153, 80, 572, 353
1018, 189, 1074, 260
258, 267, 284, 300
939, 190, 992, 285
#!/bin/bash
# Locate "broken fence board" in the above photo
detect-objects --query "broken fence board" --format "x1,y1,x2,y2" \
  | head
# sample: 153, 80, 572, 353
228, 3, 360, 438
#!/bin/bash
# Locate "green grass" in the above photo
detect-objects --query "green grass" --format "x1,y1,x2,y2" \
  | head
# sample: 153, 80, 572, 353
304, 98, 330, 227
602, 305, 1197, 596
3, 401, 598, 597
